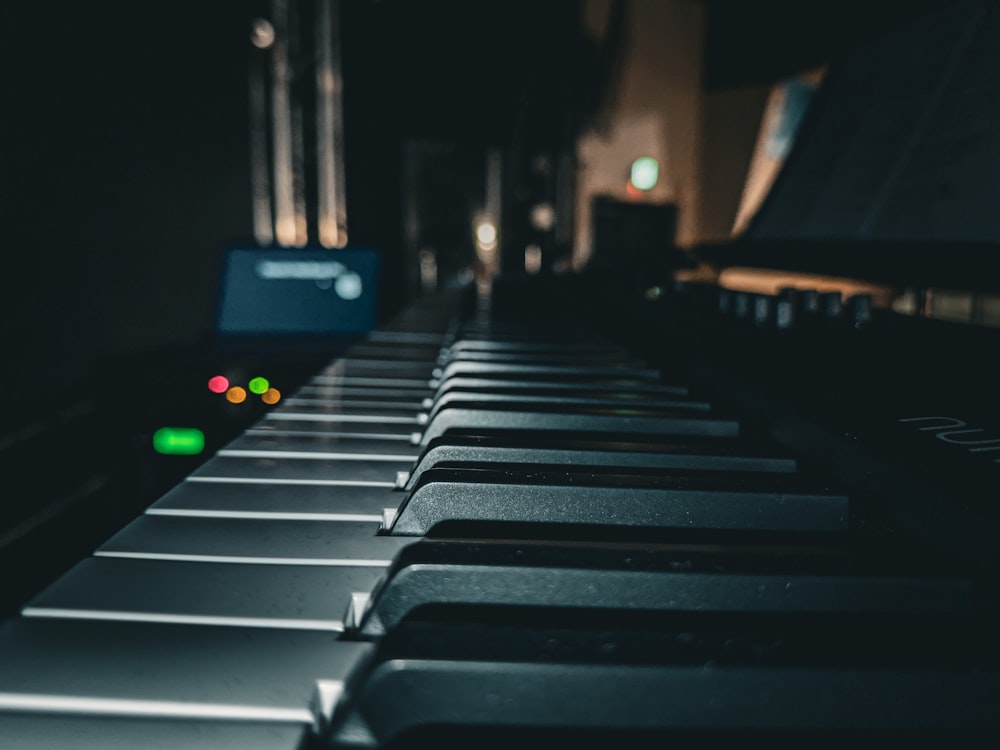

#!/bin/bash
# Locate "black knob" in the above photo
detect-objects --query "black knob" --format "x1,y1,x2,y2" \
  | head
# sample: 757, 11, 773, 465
733, 292, 751, 319
776, 298, 796, 330
847, 293, 873, 328
820, 291, 843, 318
798, 289, 820, 316
718, 288, 732, 315
753, 294, 773, 327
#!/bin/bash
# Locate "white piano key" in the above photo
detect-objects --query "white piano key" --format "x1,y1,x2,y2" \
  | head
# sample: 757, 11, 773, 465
0, 618, 371, 727
149, 480, 398, 521
271, 404, 420, 419
245, 426, 414, 441
295, 384, 432, 399
0, 714, 307, 750
264, 411, 417, 424
23, 557, 385, 632
320, 359, 434, 378
190, 455, 411, 484
363, 330, 443, 345
309, 375, 431, 388
216, 449, 418, 462
281, 396, 425, 411
96, 516, 412, 565
224, 430, 417, 455
257, 417, 417, 437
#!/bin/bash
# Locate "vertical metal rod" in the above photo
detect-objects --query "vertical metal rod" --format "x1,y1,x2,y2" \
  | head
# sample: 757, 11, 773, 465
317, 0, 348, 248
291, 100, 308, 246
271, 0, 296, 246
249, 43, 274, 246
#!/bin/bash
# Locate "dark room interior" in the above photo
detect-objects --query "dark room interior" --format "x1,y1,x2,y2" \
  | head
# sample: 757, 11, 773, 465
1, 0, 998, 745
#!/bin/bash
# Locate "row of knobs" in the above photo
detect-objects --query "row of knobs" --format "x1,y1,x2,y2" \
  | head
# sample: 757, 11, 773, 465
718, 287, 873, 330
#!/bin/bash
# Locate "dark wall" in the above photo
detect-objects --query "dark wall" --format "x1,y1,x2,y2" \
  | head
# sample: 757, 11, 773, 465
704, 0, 963, 88
2, 1, 595, 411
3, 2, 254, 406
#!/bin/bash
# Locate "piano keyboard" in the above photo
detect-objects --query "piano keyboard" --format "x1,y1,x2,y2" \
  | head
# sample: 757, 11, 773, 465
1, 283, 997, 748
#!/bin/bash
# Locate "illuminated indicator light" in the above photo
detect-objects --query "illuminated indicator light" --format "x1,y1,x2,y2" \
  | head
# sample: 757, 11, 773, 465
261, 387, 282, 405
226, 386, 248, 404
475, 221, 497, 246
250, 18, 276, 49
248, 377, 270, 394
630, 157, 659, 191
207, 375, 229, 394
153, 427, 205, 456
335, 273, 363, 300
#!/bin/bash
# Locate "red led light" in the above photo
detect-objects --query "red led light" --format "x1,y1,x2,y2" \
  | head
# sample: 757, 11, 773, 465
208, 375, 229, 394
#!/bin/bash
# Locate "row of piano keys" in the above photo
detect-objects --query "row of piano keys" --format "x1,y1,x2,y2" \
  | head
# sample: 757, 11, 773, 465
0, 283, 997, 748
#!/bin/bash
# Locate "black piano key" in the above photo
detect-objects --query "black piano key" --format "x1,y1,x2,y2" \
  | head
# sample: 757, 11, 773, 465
357, 538, 971, 637
437, 350, 644, 366
443, 339, 631, 357
399, 437, 796, 490
388, 469, 849, 536
420, 391, 712, 421
431, 361, 661, 384
429, 376, 689, 399
331, 624, 1000, 745
414, 408, 740, 447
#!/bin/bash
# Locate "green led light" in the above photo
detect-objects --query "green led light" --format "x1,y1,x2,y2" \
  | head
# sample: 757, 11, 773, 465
630, 157, 659, 191
248, 376, 270, 395
153, 427, 205, 455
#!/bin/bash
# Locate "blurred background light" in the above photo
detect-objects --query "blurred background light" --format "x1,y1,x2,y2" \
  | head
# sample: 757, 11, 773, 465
629, 156, 659, 191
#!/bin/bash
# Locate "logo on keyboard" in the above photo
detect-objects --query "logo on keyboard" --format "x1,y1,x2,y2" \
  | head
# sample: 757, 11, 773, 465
255, 260, 364, 299
898, 416, 1000, 465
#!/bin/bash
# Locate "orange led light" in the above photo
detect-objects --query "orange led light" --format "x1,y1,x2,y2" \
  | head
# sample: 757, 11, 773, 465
261, 387, 281, 405
226, 386, 248, 404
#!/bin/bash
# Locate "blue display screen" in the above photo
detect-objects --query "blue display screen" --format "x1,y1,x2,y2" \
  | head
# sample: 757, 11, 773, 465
215, 247, 380, 335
